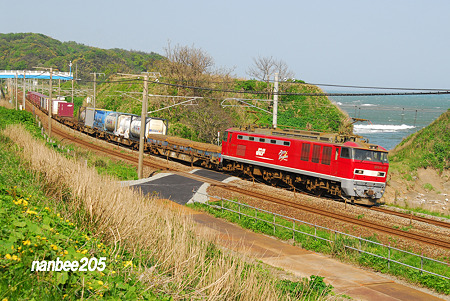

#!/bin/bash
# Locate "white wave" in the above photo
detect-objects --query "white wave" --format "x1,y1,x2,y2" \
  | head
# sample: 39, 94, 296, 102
354, 124, 415, 133
336, 102, 343, 105
361, 103, 377, 107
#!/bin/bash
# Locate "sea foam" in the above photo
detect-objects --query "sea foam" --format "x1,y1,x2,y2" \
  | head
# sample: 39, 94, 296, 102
354, 124, 415, 134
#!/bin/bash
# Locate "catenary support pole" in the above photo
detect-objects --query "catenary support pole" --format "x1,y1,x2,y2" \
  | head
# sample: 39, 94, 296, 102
15, 73, 18, 110
22, 70, 26, 110
272, 73, 279, 128
138, 74, 149, 179
48, 68, 53, 138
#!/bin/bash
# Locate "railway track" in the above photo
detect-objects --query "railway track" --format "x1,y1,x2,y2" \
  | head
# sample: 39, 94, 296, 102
24, 98, 450, 250
371, 206, 450, 229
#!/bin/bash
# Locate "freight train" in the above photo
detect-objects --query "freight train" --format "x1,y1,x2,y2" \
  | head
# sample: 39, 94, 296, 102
26, 91, 389, 206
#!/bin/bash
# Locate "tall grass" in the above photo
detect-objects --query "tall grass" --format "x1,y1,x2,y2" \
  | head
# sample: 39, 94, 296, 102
2, 124, 329, 300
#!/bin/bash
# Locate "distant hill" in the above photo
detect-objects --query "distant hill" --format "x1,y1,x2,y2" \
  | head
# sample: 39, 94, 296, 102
0, 33, 164, 80
389, 109, 449, 171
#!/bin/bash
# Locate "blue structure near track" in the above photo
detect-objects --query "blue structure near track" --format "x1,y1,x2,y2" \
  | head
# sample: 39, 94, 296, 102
0, 70, 73, 80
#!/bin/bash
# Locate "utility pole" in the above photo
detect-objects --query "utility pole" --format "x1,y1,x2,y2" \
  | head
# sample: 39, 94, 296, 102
272, 73, 279, 129
70, 61, 74, 102
90, 72, 105, 109
15, 73, 18, 110
49, 68, 53, 138
118, 72, 160, 179
22, 70, 26, 110
138, 73, 149, 179
35, 67, 55, 137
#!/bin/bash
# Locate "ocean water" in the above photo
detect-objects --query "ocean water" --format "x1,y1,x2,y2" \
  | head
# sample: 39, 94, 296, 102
327, 92, 449, 150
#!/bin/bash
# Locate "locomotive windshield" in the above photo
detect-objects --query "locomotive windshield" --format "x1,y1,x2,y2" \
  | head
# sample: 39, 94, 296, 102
353, 149, 388, 163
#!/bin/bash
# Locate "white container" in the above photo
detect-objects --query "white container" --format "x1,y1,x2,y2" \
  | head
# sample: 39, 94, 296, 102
105, 113, 118, 133
130, 117, 167, 139
84, 107, 96, 128
52, 100, 66, 115
116, 114, 131, 138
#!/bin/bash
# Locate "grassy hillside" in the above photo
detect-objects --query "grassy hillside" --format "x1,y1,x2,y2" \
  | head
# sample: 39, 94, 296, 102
389, 109, 449, 172
0, 33, 163, 80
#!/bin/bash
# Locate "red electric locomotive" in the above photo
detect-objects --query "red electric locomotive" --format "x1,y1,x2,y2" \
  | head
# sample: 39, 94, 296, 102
221, 127, 389, 205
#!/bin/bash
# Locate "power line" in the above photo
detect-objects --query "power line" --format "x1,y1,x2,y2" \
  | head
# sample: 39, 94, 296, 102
73, 75, 450, 97
145, 79, 450, 97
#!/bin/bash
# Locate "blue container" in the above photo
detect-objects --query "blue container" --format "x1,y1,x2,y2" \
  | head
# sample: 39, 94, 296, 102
93, 109, 110, 131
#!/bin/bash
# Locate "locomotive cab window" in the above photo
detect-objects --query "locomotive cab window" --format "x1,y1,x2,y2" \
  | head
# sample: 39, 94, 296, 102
223, 131, 229, 142
270, 139, 276, 144
249, 137, 254, 141
283, 141, 290, 146
340, 147, 351, 159
238, 135, 243, 140
354, 149, 389, 163
259, 138, 265, 142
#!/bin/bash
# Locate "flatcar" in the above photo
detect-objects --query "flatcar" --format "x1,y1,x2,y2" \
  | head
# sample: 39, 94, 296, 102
221, 127, 389, 205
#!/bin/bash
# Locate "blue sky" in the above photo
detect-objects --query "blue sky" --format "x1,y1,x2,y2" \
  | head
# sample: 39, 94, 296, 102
3, 0, 450, 89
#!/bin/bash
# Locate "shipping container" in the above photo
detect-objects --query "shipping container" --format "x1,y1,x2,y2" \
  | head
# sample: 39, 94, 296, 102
84, 107, 96, 128
58, 102, 74, 118
52, 100, 66, 115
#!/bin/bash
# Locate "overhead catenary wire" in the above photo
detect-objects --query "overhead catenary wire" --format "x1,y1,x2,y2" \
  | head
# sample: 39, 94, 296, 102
62, 76, 450, 97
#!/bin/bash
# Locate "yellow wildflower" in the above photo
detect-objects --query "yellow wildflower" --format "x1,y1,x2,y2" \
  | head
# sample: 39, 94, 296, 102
50, 244, 58, 251
5, 254, 11, 260
123, 261, 132, 268
22, 200, 28, 206
25, 209, 37, 215
22, 240, 31, 246
97, 280, 104, 286
63, 250, 68, 255
81, 250, 88, 254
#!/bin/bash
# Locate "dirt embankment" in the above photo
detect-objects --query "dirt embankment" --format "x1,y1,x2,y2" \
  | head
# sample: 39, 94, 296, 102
383, 168, 449, 215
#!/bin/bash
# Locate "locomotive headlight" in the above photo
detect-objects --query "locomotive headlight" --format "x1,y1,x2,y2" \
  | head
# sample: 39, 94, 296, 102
354, 169, 363, 174
377, 172, 386, 177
